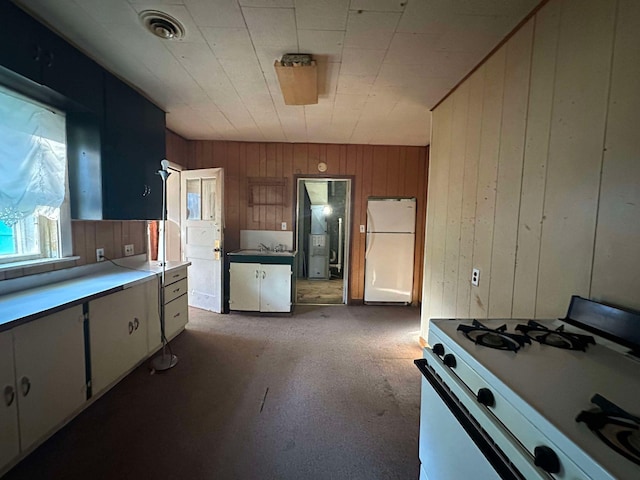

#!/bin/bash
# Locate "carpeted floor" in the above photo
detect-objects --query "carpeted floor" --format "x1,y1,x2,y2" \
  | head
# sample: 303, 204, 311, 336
4, 305, 422, 480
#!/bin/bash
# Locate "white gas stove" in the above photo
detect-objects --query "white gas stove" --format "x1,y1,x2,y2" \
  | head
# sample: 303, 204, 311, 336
415, 296, 640, 480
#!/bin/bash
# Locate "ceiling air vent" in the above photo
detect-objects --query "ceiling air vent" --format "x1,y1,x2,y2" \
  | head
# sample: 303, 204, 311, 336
139, 10, 185, 40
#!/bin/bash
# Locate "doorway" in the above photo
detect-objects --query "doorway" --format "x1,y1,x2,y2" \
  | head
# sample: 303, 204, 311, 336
295, 178, 351, 304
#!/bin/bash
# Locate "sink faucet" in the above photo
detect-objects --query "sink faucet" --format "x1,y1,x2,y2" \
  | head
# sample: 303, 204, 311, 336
274, 244, 286, 252
258, 243, 270, 252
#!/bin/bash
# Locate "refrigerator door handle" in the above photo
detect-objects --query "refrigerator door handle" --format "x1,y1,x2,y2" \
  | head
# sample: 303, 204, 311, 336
364, 232, 374, 259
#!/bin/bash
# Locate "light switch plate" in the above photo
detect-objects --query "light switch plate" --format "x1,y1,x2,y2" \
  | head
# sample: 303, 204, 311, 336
124, 244, 134, 256
96, 248, 104, 262
360, 225, 365, 233
281, 222, 287, 230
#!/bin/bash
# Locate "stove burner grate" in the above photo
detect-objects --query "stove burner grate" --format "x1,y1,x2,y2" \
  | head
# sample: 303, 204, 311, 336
576, 394, 640, 466
457, 320, 531, 352
515, 320, 595, 351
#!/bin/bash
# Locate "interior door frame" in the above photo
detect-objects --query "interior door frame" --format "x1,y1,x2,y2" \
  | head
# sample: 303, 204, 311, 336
294, 175, 354, 304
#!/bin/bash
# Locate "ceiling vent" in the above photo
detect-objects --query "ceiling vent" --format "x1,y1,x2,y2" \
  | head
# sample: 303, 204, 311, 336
139, 10, 185, 40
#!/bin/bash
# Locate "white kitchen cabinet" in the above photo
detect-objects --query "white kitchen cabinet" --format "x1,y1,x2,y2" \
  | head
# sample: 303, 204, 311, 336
0, 330, 19, 472
12, 305, 86, 451
148, 267, 189, 352
229, 262, 292, 312
89, 284, 148, 395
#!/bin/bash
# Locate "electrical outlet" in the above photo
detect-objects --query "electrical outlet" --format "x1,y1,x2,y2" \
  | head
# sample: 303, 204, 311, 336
360, 224, 365, 233
124, 244, 134, 256
281, 222, 287, 230
471, 268, 480, 286
96, 248, 105, 262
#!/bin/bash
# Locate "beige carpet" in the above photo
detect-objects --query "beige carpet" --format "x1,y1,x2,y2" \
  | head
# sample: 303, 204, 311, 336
5, 305, 422, 480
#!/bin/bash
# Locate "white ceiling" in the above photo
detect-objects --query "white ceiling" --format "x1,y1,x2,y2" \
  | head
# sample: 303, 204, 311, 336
15, 0, 539, 145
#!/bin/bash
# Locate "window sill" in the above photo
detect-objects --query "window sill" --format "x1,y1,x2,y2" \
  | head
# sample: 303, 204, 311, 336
0, 257, 81, 280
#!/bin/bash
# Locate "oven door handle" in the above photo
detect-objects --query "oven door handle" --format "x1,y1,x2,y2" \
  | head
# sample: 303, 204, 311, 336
415, 355, 552, 480
415, 358, 522, 480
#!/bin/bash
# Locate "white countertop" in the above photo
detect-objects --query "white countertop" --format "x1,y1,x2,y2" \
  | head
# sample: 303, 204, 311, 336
0, 258, 189, 331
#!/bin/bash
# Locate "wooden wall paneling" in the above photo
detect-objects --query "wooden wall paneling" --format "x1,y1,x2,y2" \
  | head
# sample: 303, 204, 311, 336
487, 20, 533, 318
338, 144, 348, 175
71, 221, 87, 265
427, 99, 453, 320
308, 143, 320, 173
293, 144, 308, 175
282, 143, 294, 227
456, 69, 484, 318
414, 147, 428, 304
83, 221, 96, 264
226, 142, 241, 252
535, 0, 616, 318
371, 147, 388, 195
352, 145, 365, 300
442, 84, 470, 318
112, 221, 123, 257
385, 146, 400, 197
166, 130, 190, 168
591, 0, 640, 311
245, 143, 260, 229
470, 50, 506, 319
95, 222, 114, 260
266, 143, 277, 231
512, 2, 561, 318
345, 145, 357, 176
326, 144, 340, 175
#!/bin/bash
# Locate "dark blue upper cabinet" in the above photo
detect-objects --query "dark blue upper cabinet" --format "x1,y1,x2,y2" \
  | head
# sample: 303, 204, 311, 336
0, 0, 167, 221
0, 1, 103, 116
102, 73, 165, 220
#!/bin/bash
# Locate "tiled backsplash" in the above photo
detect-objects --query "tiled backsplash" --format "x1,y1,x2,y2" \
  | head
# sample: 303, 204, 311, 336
0, 220, 148, 281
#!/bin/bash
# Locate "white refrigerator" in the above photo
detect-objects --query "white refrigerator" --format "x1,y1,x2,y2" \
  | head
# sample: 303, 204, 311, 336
364, 198, 416, 304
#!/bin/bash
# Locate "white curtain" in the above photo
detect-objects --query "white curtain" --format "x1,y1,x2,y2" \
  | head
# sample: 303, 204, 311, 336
0, 87, 66, 226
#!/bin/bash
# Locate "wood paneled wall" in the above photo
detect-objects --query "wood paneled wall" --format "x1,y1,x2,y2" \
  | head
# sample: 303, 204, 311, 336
166, 136, 429, 303
71, 220, 147, 265
423, 0, 640, 337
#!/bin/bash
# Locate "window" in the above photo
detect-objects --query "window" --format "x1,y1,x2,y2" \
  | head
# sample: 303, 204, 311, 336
0, 86, 71, 266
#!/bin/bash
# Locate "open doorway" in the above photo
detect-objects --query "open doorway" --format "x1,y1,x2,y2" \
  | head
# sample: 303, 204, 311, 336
295, 178, 351, 304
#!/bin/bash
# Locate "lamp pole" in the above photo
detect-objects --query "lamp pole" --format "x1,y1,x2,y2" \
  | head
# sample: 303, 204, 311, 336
150, 159, 178, 371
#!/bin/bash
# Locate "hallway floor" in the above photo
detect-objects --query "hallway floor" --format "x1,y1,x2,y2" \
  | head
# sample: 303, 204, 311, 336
5, 305, 422, 480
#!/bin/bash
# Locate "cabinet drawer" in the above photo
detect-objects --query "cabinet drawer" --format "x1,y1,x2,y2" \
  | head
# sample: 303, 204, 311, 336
165, 294, 188, 339
164, 278, 187, 304
165, 267, 187, 286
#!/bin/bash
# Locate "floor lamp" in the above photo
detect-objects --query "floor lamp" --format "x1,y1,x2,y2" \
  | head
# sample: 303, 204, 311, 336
150, 159, 178, 371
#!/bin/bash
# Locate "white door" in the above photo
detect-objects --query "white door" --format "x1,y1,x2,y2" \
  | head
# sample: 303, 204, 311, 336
181, 168, 224, 312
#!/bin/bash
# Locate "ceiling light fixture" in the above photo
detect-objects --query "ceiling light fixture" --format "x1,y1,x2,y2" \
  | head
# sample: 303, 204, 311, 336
274, 53, 318, 105
139, 10, 185, 40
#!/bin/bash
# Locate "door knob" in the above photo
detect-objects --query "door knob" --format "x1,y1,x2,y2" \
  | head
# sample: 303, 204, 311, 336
20, 377, 31, 397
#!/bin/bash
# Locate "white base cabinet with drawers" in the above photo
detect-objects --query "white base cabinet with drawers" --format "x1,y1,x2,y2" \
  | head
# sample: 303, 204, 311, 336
229, 263, 292, 312
0, 306, 86, 472
148, 266, 188, 352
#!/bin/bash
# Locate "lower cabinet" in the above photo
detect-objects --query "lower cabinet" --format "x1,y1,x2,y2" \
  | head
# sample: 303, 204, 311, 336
89, 284, 149, 395
229, 262, 292, 312
147, 267, 189, 352
0, 306, 86, 473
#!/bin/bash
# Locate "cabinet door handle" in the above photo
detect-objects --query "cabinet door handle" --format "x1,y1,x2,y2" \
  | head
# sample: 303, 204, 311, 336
20, 377, 31, 397
173, 312, 180, 318
128, 321, 134, 335
134, 318, 140, 330
172, 273, 180, 278
4, 385, 15, 406
173, 287, 181, 293
32, 44, 42, 62
262, 271, 266, 279
44, 50, 54, 68
255, 270, 259, 278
